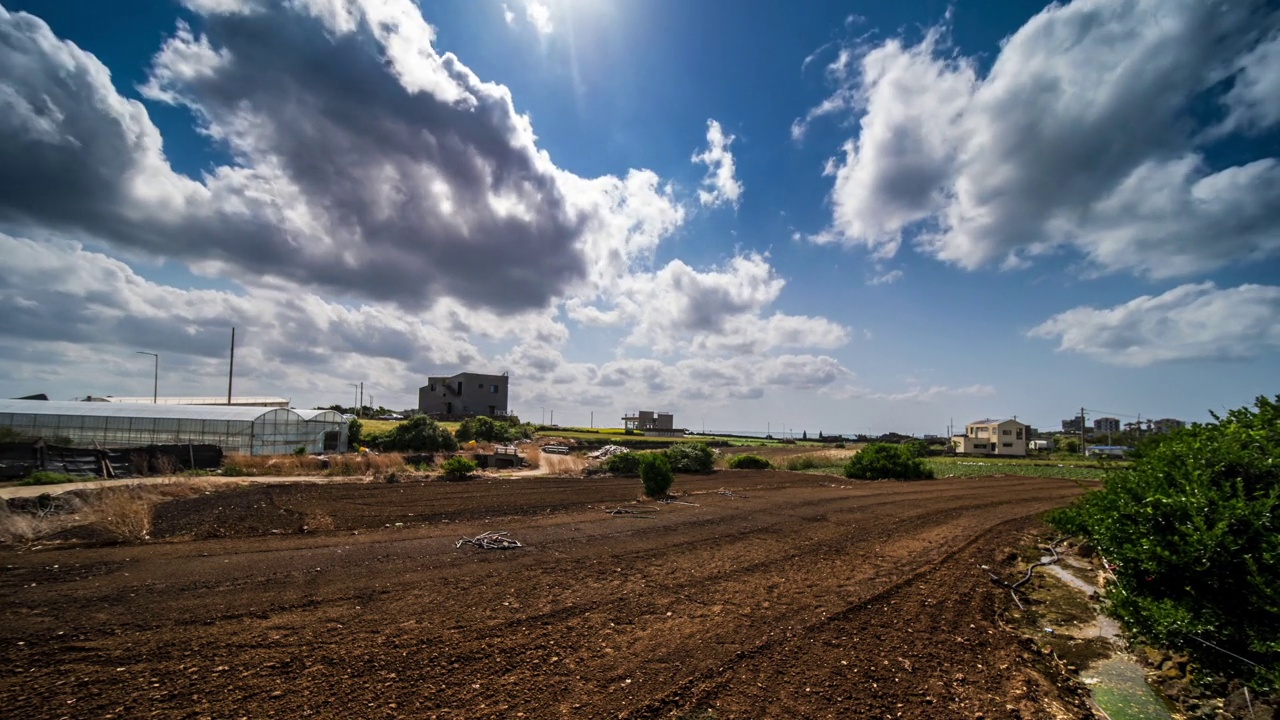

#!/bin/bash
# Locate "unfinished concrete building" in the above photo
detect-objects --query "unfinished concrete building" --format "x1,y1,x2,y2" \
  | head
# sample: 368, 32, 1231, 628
418, 372, 509, 418
622, 410, 683, 437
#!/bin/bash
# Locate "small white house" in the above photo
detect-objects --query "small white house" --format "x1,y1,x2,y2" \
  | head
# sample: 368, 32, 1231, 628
952, 418, 1030, 457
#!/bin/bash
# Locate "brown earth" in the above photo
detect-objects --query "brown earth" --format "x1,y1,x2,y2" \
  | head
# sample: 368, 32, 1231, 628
0, 471, 1095, 719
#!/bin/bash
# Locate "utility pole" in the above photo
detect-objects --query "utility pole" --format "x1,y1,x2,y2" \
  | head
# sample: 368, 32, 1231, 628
359, 382, 364, 417
550, 409, 554, 426
1080, 407, 1087, 456
136, 352, 159, 403
227, 327, 235, 404
590, 411, 593, 429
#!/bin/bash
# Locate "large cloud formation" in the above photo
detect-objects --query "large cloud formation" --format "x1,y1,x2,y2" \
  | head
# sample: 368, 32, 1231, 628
0, 0, 860, 411
1030, 283, 1280, 366
0, 0, 632, 311
802, 0, 1280, 279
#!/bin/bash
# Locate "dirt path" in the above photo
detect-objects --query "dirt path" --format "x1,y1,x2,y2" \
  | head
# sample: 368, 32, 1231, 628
0, 472, 1091, 719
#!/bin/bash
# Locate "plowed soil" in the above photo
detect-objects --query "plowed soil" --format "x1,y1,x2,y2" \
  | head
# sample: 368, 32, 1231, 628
0, 472, 1094, 719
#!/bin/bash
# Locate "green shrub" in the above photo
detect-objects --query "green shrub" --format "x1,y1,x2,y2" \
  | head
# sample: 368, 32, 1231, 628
727, 454, 770, 470
602, 451, 643, 475
639, 453, 674, 498
455, 416, 532, 443
348, 418, 363, 448
665, 442, 714, 473
842, 443, 934, 480
1048, 396, 1280, 687
380, 416, 458, 453
440, 456, 478, 480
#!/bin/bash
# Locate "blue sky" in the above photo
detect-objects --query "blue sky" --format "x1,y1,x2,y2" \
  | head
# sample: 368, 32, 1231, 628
0, 0, 1277, 435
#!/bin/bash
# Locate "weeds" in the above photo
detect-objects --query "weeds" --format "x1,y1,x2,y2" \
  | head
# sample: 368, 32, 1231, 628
781, 452, 846, 472
17, 471, 83, 487
220, 452, 407, 477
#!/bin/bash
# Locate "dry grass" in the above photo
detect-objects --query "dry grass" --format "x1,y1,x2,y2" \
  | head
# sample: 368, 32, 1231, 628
540, 454, 588, 476
781, 451, 851, 472
221, 452, 407, 477
522, 445, 541, 469
0, 506, 44, 544
0, 479, 218, 545
324, 453, 407, 477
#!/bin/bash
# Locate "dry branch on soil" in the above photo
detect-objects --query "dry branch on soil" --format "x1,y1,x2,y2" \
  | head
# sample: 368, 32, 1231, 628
455, 530, 523, 549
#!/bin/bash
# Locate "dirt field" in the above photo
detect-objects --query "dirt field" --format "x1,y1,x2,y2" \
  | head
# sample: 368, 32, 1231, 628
0, 471, 1093, 719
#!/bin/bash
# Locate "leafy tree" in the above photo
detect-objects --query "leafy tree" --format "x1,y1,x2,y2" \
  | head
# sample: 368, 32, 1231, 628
727, 454, 770, 470
455, 416, 531, 443
842, 443, 934, 480
665, 442, 715, 473
1048, 396, 1280, 687
1061, 437, 1081, 454
440, 456, 478, 480
640, 452, 674, 498
381, 415, 458, 453
902, 439, 930, 458
348, 418, 363, 448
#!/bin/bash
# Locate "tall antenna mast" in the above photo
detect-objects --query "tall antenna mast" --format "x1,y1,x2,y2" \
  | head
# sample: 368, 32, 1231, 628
227, 327, 236, 404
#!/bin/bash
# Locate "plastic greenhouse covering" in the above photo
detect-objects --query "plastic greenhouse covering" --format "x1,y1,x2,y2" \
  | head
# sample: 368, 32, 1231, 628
0, 400, 348, 455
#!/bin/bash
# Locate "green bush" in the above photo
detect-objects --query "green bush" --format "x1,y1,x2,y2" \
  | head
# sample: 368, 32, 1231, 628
455, 416, 532, 443
348, 418, 363, 448
381, 416, 458, 453
1047, 396, 1280, 687
440, 456, 478, 480
602, 451, 643, 475
727, 454, 770, 470
665, 442, 715, 473
842, 443, 935, 480
639, 453, 674, 498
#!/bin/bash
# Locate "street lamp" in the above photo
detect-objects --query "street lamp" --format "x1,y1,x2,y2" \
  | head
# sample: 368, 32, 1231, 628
349, 383, 359, 415
136, 352, 158, 403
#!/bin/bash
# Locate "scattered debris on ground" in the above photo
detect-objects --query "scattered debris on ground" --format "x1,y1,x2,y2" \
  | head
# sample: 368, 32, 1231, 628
602, 506, 658, 518
587, 445, 629, 460
454, 530, 523, 549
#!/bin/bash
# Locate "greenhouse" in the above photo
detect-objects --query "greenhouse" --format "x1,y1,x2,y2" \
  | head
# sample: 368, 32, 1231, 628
0, 400, 347, 455
294, 408, 349, 453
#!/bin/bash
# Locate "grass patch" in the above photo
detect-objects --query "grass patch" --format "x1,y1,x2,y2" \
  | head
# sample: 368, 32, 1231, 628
17, 471, 84, 487
927, 458, 1116, 480
781, 452, 847, 472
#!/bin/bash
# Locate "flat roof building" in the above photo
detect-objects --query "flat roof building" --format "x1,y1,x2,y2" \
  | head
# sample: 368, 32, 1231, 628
419, 372, 509, 418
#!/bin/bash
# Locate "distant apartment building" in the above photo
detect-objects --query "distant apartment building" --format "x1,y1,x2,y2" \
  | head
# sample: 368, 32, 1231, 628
1153, 418, 1185, 433
952, 418, 1031, 457
1061, 416, 1084, 433
418, 372, 508, 418
1093, 417, 1121, 434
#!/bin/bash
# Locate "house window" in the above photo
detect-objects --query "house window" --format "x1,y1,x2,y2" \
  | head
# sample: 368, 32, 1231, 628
490, 384, 499, 393
1002, 442, 1013, 448
428, 383, 435, 391
478, 383, 484, 389
974, 443, 987, 449
1016, 429, 1023, 440
1002, 429, 1011, 435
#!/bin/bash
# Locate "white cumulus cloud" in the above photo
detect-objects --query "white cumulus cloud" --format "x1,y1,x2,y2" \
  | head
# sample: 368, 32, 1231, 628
1029, 283, 1280, 366
801, 0, 1280, 278
691, 119, 743, 208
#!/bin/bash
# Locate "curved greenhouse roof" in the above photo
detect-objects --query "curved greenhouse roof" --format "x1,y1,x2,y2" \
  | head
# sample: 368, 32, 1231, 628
0, 400, 347, 455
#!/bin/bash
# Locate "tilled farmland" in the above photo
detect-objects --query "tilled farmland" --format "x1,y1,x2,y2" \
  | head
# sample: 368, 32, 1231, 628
0, 472, 1092, 719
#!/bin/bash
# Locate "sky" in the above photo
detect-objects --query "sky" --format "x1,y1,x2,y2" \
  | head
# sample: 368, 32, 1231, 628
0, 0, 1277, 436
